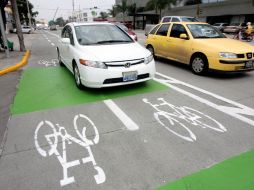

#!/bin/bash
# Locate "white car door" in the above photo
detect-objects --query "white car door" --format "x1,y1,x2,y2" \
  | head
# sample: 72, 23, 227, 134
65, 26, 76, 70
60, 26, 77, 71
59, 26, 72, 70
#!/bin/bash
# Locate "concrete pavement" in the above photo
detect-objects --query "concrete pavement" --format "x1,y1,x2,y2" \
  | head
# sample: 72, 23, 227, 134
0, 29, 254, 190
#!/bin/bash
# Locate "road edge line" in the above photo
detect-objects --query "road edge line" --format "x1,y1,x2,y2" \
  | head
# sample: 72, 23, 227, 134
0, 50, 31, 76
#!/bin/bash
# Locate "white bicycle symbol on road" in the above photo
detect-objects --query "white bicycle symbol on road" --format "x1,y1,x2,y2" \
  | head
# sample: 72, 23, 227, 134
38, 59, 58, 67
34, 114, 106, 186
143, 98, 227, 142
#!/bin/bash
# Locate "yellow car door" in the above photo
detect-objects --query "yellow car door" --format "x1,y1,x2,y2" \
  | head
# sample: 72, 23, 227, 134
153, 24, 171, 57
166, 23, 192, 64
146, 25, 160, 55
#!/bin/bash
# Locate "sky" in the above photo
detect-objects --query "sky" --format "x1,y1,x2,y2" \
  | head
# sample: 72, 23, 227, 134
29, 0, 116, 21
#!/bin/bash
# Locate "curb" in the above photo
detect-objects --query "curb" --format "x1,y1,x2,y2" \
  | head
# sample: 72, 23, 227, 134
0, 50, 31, 76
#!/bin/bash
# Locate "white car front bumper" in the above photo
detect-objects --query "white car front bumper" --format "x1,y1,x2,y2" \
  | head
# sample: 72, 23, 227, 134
78, 60, 156, 88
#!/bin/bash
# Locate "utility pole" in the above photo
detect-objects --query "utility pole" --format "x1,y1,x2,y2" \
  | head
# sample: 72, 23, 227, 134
0, 8, 9, 57
72, 0, 75, 22
53, 7, 59, 22
26, 0, 33, 30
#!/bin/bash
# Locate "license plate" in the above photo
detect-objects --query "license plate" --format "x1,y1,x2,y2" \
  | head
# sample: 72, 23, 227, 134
245, 61, 253, 69
123, 71, 138, 82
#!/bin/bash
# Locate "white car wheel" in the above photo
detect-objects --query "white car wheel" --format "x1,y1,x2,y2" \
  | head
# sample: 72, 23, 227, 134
73, 64, 83, 89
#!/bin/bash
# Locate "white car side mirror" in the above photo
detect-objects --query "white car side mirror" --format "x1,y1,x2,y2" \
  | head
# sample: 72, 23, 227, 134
61, 38, 70, 44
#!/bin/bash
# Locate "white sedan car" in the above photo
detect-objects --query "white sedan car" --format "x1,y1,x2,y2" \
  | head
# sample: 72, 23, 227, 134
57, 22, 155, 88
13, 26, 33, 33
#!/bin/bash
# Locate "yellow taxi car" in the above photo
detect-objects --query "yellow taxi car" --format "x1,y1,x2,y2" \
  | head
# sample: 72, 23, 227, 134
146, 22, 254, 74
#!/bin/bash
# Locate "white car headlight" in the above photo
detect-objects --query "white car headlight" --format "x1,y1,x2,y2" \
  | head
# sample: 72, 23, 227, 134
79, 59, 107, 69
219, 52, 237, 59
144, 54, 154, 64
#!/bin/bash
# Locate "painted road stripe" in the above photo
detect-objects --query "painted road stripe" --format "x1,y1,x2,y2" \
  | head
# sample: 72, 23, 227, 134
51, 43, 55, 46
44, 30, 60, 39
155, 72, 254, 127
104, 99, 139, 131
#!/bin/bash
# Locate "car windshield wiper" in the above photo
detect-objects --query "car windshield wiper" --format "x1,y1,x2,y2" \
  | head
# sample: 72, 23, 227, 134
96, 40, 132, 44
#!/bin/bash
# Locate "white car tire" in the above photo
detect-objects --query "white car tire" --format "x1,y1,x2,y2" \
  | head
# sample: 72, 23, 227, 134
73, 64, 83, 89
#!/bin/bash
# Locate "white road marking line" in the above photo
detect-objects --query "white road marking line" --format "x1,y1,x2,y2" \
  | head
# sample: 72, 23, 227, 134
44, 30, 60, 39
155, 72, 254, 127
51, 43, 55, 46
104, 99, 139, 131
48, 39, 51, 43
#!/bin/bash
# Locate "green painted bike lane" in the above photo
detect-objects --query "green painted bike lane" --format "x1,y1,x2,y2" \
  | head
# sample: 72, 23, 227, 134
11, 67, 168, 115
156, 149, 254, 190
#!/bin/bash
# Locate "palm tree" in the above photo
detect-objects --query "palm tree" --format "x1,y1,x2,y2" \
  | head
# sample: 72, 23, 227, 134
99, 12, 108, 19
116, 0, 128, 23
108, 5, 117, 17
127, 3, 136, 29
146, 0, 177, 19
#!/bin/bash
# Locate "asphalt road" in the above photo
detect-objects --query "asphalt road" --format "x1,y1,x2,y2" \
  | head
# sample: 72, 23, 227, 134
0, 29, 254, 190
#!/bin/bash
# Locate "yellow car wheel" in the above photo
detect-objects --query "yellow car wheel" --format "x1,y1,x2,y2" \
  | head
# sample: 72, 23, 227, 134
190, 54, 208, 75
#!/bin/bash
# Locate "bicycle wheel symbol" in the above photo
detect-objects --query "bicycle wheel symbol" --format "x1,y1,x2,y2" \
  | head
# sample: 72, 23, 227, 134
155, 111, 197, 142
34, 114, 106, 186
34, 120, 58, 157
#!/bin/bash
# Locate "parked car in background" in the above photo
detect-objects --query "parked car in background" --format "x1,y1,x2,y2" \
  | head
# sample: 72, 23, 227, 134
213, 23, 229, 32
115, 23, 138, 41
13, 26, 33, 34
146, 22, 254, 74
223, 23, 247, 33
57, 22, 155, 88
50, 25, 57, 31
160, 16, 199, 23
145, 16, 199, 36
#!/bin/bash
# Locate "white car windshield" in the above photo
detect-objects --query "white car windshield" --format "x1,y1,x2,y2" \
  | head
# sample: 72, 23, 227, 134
75, 25, 133, 45
187, 24, 226, 39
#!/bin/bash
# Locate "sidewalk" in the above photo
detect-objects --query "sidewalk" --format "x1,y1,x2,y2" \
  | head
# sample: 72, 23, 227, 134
0, 33, 32, 152
0, 33, 33, 72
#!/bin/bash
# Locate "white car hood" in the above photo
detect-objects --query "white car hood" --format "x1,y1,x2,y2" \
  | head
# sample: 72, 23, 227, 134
78, 42, 150, 62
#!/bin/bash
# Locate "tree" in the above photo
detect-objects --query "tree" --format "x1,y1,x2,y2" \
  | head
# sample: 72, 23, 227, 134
108, 5, 117, 17
146, 0, 177, 19
116, 0, 128, 23
10, 0, 25, 51
127, 3, 137, 29
185, 0, 202, 5
99, 12, 108, 19
91, 10, 97, 18
0, 0, 9, 29
16, 0, 38, 25
55, 17, 65, 27
48, 20, 55, 26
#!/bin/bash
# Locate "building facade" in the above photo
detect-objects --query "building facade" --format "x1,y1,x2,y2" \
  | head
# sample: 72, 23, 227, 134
165, 0, 254, 24
115, 0, 254, 29
71, 8, 101, 23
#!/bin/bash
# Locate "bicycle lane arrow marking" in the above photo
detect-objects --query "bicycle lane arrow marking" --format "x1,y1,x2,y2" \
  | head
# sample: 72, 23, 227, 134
104, 99, 139, 131
155, 72, 254, 127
